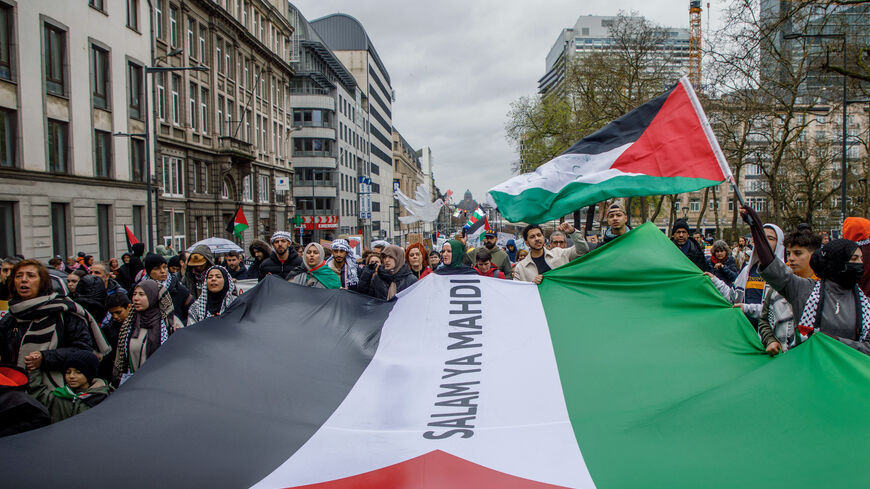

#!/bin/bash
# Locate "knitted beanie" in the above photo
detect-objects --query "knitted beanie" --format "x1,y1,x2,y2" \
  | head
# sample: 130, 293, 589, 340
64, 350, 99, 383
143, 253, 167, 274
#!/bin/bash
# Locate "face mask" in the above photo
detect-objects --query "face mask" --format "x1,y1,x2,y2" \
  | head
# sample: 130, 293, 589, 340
833, 262, 864, 288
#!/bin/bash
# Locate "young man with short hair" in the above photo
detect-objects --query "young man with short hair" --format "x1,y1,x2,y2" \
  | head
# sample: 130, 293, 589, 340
224, 251, 247, 280
757, 229, 822, 356
473, 248, 507, 279
602, 202, 631, 243
258, 231, 303, 281
513, 222, 588, 283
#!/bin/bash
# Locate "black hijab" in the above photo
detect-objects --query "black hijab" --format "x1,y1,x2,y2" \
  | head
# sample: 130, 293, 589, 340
811, 239, 861, 288
205, 266, 230, 316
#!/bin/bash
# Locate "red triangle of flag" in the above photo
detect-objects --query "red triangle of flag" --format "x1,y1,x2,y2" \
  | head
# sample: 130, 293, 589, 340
284, 450, 571, 489
484, 216, 491, 231
611, 82, 724, 181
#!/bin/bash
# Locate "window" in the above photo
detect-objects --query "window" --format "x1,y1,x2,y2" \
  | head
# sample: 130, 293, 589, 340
200, 87, 208, 134
126, 0, 139, 30
187, 18, 196, 59
225, 45, 233, 79
188, 82, 198, 130
89, 0, 105, 11
199, 24, 206, 63
0, 4, 13, 80
156, 73, 166, 120
97, 204, 112, 259
689, 200, 700, 212
155, 0, 163, 39
130, 138, 145, 182
128, 61, 143, 119
132, 205, 144, 242
258, 174, 269, 202
161, 156, 184, 197
47, 119, 68, 173
91, 44, 109, 109
242, 174, 253, 202
51, 202, 69, 258
0, 201, 15, 257
44, 24, 66, 95
163, 210, 186, 250
216, 37, 223, 73
171, 74, 180, 125
169, 5, 178, 47
293, 138, 333, 156
217, 95, 224, 135
94, 130, 112, 178
0, 108, 15, 167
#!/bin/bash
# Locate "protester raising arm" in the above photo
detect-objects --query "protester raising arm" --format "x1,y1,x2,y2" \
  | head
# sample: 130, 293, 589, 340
739, 205, 774, 269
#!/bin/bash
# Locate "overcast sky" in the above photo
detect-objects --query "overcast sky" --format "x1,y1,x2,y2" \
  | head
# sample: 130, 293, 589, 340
293, 0, 724, 203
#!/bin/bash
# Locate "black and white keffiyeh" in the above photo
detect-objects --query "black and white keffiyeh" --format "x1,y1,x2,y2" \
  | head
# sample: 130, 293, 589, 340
796, 280, 870, 344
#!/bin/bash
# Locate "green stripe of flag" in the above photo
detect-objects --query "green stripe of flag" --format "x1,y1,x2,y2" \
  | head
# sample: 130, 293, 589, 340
490, 175, 722, 224
537, 223, 870, 488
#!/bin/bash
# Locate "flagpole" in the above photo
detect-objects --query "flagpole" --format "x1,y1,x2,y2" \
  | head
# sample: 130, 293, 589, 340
728, 177, 754, 226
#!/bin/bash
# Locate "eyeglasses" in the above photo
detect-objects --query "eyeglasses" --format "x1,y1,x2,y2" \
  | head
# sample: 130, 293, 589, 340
550, 240, 566, 246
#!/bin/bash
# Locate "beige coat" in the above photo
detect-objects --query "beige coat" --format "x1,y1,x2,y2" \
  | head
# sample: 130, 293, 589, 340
513, 231, 588, 282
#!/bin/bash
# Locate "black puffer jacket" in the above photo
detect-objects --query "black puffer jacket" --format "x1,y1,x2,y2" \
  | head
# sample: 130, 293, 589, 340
368, 264, 417, 300
71, 275, 108, 324
258, 249, 303, 281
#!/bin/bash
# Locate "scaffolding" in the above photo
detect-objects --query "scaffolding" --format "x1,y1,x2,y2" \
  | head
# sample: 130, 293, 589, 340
689, 0, 703, 90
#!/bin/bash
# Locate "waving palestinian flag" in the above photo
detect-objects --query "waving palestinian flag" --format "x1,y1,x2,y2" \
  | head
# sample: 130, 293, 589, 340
489, 77, 732, 223
3, 224, 868, 488
226, 206, 249, 238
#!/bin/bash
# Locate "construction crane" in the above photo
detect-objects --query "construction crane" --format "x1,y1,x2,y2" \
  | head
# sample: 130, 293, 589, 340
689, 0, 703, 91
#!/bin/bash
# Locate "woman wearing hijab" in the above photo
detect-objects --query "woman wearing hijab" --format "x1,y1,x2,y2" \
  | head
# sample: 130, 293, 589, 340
288, 243, 341, 289
369, 245, 417, 300
112, 279, 184, 385
741, 205, 870, 355
435, 240, 477, 275
0, 260, 109, 391
405, 243, 432, 280
187, 266, 237, 325
708, 223, 785, 328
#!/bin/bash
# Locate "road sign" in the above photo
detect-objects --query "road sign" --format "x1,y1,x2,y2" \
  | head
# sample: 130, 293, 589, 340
300, 215, 339, 230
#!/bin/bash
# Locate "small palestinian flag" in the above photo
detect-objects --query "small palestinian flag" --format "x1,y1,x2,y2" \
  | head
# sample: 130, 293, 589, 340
226, 206, 249, 238
452, 208, 461, 218
6, 224, 870, 489
489, 76, 732, 224
463, 207, 484, 228
124, 225, 139, 253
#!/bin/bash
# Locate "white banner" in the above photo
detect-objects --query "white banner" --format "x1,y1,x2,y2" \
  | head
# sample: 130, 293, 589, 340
251, 275, 594, 489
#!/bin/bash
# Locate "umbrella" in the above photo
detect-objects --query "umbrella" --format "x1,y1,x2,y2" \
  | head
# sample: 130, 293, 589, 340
187, 237, 243, 254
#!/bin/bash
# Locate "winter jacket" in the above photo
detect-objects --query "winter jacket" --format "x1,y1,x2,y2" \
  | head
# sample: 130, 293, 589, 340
368, 264, 417, 300
672, 238, 709, 272
513, 230, 588, 282
227, 263, 248, 280
72, 275, 108, 326
164, 275, 192, 324
28, 369, 110, 423
505, 239, 518, 262
105, 278, 127, 297
706, 256, 739, 286
182, 244, 215, 300
0, 295, 96, 390
115, 255, 144, 292
474, 266, 507, 279
257, 249, 303, 281
464, 246, 512, 278
244, 239, 272, 280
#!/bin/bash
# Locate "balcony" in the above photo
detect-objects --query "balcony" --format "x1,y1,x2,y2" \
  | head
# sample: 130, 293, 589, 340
218, 136, 256, 161
294, 178, 336, 187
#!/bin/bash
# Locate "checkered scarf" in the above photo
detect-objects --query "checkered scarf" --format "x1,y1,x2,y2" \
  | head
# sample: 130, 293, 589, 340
796, 280, 870, 344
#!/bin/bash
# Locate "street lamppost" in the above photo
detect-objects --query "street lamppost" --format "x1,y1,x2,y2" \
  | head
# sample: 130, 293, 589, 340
783, 32, 847, 222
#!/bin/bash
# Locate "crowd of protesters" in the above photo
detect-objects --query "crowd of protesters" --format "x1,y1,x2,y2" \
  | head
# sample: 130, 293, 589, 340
2, 198, 870, 435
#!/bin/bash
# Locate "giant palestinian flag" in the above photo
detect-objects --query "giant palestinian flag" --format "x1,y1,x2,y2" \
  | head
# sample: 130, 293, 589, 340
3, 224, 869, 488
489, 77, 732, 223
